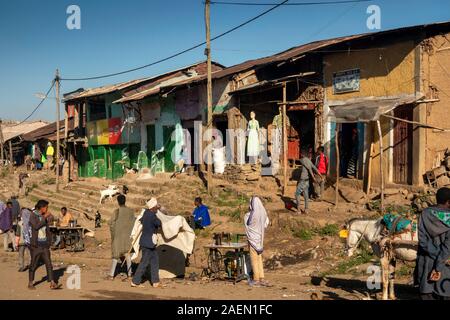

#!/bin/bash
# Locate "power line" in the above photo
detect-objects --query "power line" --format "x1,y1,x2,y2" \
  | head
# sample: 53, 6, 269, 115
10, 79, 56, 127
60, 0, 290, 81
210, 0, 372, 5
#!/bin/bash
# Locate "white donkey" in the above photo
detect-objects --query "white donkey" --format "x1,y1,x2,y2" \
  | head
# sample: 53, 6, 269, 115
345, 218, 418, 300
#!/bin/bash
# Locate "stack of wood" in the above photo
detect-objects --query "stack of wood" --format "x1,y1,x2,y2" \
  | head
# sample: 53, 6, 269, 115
425, 149, 450, 188
223, 164, 261, 182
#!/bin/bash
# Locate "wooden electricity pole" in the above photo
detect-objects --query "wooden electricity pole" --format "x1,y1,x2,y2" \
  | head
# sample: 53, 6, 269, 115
335, 125, 340, 207
0, 119, 4, 164
8, 140, 13, 173
376, 120, 384, 213
205, 0, 213, 195
282, 82, 288, 196
55, 69, 61, 192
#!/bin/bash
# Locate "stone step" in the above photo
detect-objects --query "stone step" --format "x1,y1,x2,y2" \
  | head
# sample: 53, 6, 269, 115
28, 191, 68, 209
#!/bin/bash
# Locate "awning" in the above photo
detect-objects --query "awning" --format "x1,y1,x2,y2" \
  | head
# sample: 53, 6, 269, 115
326, 94, 422, 123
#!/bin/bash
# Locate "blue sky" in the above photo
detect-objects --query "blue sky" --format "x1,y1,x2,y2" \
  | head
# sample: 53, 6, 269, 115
0, 0, 449, 121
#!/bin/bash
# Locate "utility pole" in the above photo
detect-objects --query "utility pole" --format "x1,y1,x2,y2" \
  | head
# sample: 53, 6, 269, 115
205, 0, 213, 195
55, 69, 61, 192
8, 140, 13, 173
0, 119, 4, 164
282, 82, 288, 196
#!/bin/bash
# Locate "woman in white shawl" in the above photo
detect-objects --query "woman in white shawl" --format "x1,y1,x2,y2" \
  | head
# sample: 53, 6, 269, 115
244, 196, 270, 287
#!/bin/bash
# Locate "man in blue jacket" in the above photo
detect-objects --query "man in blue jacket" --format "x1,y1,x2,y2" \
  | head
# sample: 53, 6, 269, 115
192, 197, 211, 229
132, 198, 162, 288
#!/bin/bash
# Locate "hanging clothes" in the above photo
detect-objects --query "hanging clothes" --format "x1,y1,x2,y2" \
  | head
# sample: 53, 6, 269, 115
247, 119, 260, 157
173, 123, 185, 163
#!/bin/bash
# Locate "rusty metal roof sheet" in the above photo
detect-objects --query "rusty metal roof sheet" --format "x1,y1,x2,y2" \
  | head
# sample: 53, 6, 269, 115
65, 61, 225, 102
65, 78, 152, 101
165, 21, 450, 88
22, 118, 74, 142
113, 73, 206, 103
3, 121, 49, 141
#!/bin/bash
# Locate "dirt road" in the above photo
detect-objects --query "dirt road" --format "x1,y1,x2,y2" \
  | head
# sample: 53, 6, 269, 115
0, 250, 388, 300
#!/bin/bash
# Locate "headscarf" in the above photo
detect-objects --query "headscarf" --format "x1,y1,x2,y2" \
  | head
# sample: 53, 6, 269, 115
146, 197, 158, 210
244, 196, 269, 254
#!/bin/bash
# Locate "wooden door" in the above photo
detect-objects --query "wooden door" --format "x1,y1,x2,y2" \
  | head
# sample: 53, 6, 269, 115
393, 105, 413, 184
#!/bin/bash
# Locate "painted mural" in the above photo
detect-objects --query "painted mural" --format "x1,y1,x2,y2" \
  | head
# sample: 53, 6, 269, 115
87, 117, 140, 145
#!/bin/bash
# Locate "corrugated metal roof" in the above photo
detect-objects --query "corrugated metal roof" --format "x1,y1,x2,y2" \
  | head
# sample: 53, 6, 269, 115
3, 121, 49, 141
114, 61, 223, 103
165, 21, 450, 88
65, 78, 152, 101
22, 119, 74, 142
64, 61, 225, 102
113, 73, 206, 104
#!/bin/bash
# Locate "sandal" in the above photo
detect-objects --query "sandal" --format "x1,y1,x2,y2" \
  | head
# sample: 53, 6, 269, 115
131, 282, 145, 288
260, 280, 273, 287
50, 282, 62, 290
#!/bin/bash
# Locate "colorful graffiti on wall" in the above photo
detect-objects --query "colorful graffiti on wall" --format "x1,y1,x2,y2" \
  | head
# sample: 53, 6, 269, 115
87, 117, 140, 145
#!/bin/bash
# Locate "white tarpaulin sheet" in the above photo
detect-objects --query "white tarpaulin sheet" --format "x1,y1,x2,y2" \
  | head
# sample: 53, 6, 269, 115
130, 210, 195, 261
326, 94, 421, 123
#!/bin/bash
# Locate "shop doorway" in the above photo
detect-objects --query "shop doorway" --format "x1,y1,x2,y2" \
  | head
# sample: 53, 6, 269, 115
339, 123, 359, 178
287, 109, 315, 161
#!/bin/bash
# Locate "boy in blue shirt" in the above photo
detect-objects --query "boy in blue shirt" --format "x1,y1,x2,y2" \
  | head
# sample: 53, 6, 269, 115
192, 197, 211, 229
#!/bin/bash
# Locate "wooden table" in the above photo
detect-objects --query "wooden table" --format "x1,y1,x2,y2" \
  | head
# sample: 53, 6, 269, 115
204, 242, 249, 283
49, 226, 85, 252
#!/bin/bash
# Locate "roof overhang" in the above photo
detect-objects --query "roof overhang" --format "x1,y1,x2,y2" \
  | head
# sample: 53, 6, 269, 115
326, 94, 423, 123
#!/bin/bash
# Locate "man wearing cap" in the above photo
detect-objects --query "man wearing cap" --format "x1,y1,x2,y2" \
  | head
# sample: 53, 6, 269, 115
131, 198, 162, 288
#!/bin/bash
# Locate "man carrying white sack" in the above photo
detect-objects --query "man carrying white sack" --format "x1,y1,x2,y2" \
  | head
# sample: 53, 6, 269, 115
131, 198, 162, 288
130, 197, 196, 285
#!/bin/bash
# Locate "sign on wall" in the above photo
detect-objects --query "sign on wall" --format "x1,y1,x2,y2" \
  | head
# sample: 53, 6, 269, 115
333, 69, 360, 94
87, 117, 140, 145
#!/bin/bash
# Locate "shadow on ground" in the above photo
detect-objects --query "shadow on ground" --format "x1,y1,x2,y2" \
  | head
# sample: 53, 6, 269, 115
311, 275, 419, 300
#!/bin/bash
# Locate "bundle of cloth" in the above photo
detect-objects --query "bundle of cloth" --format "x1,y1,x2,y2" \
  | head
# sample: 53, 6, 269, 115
130, 199, 195, 262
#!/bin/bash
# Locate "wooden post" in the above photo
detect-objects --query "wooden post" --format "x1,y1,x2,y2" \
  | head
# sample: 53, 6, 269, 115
64, 103, 70, 183
282, 82, 288, 196
205, 0, 213, 195
8, 140, 13, 172
55, 69, 61, 192
335, 125, 340, 207
0, 119, 4, 164
376, 120, 384, 213
364, 141, 374, 194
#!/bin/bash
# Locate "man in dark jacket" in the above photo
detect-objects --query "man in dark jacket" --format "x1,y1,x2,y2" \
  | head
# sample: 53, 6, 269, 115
1, 201, 17, 252
10, 196, 20, 231
417, 187, 450, 300
28, 200, 61, 290
131, 198, 162, 288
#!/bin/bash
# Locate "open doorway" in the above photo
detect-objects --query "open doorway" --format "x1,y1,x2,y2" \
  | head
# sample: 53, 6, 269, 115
287, 109, 315, 161
339, 123, 359, 178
